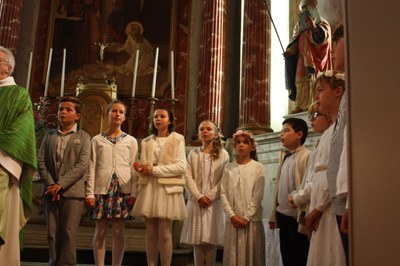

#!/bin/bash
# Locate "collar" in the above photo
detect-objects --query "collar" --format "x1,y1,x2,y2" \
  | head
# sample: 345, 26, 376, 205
58, 123, 78, 135
0, 76, 16, 87
284, 150, 295, 160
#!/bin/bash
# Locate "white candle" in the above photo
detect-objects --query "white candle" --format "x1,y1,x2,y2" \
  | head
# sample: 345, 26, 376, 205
26, 51, 33, 91
151, 47, 159, 98
170, 50, 175, 99
60, 49, 66, 97
44, 48, 53, 97
131, 49, 139, 97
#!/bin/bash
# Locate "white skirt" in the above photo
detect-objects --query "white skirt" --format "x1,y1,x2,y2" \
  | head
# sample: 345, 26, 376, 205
180, 198, 225, 245
131, 178, 187, 220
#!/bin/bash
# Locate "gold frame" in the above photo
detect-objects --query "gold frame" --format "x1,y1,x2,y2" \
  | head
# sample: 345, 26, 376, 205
43, 0, 178, 99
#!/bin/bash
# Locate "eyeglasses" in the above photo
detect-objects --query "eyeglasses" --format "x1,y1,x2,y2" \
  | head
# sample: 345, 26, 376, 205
0, 57, 9, 65
308, 112, 325, 120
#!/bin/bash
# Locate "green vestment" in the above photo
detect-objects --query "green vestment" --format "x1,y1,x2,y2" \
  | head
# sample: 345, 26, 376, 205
0, 84, 37, 245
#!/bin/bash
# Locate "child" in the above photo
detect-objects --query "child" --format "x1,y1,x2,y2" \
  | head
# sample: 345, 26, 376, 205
304, 71, 346, 266
85, 99, 138, 266
180, 120, 229, 266
132, 108, 187, 266
220, 130, 265, 266
269, 117, 310, 266
37, 96, 91, 266
288, 103, 333, 232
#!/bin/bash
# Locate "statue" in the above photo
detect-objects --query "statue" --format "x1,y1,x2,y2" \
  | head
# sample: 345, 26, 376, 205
95, 41, 109, 62
284, 0, 332, 113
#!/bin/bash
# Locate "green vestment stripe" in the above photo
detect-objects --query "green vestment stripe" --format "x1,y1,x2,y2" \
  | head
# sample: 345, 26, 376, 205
0, 85, 37, 212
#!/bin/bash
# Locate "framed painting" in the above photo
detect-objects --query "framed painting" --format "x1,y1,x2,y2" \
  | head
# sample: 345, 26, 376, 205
44, 0, 177, 99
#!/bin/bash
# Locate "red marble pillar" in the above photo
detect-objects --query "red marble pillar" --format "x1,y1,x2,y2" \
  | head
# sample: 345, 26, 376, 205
196, 0, 226, 127
0, 0, 24, 54
239, 0, 273, 134
174, 0, 190, 135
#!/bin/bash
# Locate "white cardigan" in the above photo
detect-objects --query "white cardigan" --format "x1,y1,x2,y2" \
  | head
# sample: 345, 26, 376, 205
185, 148, 230, 201
220, 160, 265, 221
136, 132, 186, 194
86, 134, 138, 198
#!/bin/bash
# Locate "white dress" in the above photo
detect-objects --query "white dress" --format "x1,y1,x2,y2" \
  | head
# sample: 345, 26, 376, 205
221, 160, 266, 266
180, 152, 225, 245
132, 136, 187, 220
307, 125, 346, 266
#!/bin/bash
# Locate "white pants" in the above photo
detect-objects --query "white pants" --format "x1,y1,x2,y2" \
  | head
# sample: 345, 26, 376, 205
0, 177, 21, 266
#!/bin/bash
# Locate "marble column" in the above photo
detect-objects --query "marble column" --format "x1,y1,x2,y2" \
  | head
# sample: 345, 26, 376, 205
239, 0, 273, 134
0, 0, 24, 54
196, 0, 226, 128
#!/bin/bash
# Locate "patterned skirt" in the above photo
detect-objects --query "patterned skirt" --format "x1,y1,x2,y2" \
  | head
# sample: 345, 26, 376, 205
89, 173, 132, 220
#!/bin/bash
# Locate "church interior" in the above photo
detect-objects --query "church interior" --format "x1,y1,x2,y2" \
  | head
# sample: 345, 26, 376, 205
1, 0, 400, 265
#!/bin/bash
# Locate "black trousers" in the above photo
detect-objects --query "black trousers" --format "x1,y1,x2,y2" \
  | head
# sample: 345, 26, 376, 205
276, 211, 309, 266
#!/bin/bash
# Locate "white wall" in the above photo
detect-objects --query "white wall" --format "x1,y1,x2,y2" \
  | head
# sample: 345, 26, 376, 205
346, 0, 400, 264
270, 0, 289, 132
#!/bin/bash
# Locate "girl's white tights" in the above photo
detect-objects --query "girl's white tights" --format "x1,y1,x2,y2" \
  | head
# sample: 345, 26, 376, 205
93, 219, 126, 266
145, 218, 173, 266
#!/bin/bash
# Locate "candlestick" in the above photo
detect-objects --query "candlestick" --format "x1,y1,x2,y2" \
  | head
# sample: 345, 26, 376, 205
151, 47, 159, 98
26, 51, 33, 91
170, 50, 175, 99
131, 49, 139, 97
148, 97, 158, 130
169, 98, 178, 114
44, 48, 53, 97
60, 49, 66, 97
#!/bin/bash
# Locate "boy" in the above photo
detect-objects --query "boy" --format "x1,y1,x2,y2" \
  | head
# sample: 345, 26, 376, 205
269, 117, 311, 266
38, 96, 91, 266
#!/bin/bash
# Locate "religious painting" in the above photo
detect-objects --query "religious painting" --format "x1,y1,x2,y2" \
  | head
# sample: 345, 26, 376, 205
45, 0, 177, 99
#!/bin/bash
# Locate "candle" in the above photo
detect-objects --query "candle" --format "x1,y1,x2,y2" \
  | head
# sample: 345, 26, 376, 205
26, 51, 33, 91
170, 50, 175, 99
44, 48, 53, 97
60, 49, 66, 97
131, 49, 139, 97
151, 47, 159, 98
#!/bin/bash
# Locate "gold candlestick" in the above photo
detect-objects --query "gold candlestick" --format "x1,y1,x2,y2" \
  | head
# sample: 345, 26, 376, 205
148, 97, 159, 131
169, 98, 178, 114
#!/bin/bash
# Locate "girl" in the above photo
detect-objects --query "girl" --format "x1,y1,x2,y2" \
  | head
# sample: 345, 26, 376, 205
85, 100, 138, 266
180, 120, 229, 266
132, 108, 187, 266
220, 130, 265, 266
305, 72, 346, 266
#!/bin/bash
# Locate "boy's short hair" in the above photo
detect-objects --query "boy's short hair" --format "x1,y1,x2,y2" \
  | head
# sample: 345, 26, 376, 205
282, 117, 308, 145
58, 96, 83, 113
